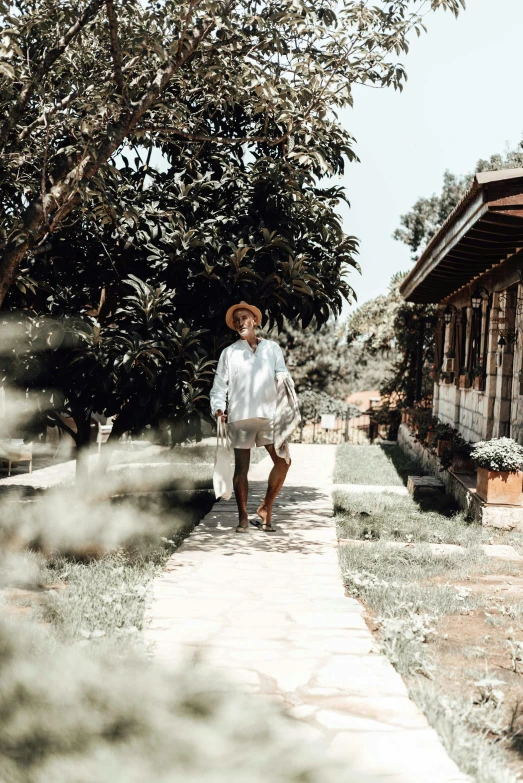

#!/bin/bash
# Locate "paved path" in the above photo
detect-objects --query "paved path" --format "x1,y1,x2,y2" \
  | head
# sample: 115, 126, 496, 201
145, 444, 468, 783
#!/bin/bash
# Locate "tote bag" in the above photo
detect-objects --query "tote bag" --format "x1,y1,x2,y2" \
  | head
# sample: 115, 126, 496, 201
213, 418, 233, 501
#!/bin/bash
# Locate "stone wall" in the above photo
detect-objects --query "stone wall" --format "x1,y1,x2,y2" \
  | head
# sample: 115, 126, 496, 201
435, 382, 487, 443
433, 288, 523, 444
456, 388, 488, 443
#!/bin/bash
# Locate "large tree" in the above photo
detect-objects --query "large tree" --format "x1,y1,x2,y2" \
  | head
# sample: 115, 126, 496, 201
0, 136, 357, 473
0, 0, 464, 307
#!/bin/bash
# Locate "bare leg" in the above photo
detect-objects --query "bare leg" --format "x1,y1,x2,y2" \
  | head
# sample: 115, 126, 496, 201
257, 444, 291, 528
233, 448, 251, 529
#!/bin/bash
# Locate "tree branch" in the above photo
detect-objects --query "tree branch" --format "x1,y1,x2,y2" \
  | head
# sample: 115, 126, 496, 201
47, 411, 78, 444
142, 126, 274, 146
0, 3, 226, 306
18, 90, 78, 143
105, 0, 126, 98
0, 0, 106, 152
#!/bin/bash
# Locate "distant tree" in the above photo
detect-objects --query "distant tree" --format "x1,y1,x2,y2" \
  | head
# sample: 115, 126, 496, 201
344, 343, 395, 394
346, 274, 432, 407
346, 274, 403, 353
266, 318, 351, 398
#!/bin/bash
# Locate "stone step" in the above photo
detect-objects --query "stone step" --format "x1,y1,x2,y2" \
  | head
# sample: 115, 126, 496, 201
407, 475, 445, 499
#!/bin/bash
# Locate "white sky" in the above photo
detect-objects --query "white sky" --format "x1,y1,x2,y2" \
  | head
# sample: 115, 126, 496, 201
337, 0, 523, 319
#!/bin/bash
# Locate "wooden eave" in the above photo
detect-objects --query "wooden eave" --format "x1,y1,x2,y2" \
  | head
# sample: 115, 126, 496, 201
400, 169, 523, 303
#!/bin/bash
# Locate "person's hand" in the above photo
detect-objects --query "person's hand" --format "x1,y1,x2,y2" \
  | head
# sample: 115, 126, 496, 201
215, 410, 227, 423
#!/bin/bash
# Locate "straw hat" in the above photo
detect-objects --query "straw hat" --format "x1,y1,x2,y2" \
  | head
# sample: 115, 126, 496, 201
225, 301, 263, 330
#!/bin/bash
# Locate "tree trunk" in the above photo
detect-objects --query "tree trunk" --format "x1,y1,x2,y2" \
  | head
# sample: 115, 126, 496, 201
96, 416, 129, 475
74, 417, 92, 483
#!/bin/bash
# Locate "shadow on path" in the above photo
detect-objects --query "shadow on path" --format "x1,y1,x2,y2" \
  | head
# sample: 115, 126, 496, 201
183, 481, 335, 558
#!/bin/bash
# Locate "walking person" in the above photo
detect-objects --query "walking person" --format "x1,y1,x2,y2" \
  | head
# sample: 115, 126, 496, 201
210, 301, 298, 533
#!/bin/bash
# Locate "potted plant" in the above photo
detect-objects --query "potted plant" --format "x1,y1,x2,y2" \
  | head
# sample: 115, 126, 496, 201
439, 435, 474, 474
471, 438, 523, 505
434, 422, 456, 457
459, 372, 472, 390
417, 413, 439, 445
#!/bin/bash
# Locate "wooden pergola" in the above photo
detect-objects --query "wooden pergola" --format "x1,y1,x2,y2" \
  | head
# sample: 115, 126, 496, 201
400, 169, 523, 303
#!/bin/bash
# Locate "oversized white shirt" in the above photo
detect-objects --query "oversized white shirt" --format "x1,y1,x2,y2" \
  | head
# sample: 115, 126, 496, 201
210, 338, 291, 423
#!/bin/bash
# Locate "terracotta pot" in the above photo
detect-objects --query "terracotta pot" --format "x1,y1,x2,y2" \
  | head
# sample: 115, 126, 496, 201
476, 467, 523, 505
451, 455, 475, 474
436, 438, 452, 458
425, 431, 436, 446
473, 376, 485, 392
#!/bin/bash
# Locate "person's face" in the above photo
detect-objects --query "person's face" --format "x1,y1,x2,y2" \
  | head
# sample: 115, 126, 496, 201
232, 308, 257, 337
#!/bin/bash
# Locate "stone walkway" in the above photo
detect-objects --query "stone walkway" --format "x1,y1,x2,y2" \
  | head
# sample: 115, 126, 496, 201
145, 444, 468, 782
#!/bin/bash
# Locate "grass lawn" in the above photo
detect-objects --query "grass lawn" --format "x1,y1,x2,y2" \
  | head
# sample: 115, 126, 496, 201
334, 489, 476, 545
333, 443, 422, 486
335, 442, 523, 783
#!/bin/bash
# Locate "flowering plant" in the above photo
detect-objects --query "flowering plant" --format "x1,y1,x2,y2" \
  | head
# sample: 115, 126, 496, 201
470, 438, 523, 472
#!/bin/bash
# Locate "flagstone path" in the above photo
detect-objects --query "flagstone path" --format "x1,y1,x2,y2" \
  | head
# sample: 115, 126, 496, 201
145, 444, 469, 782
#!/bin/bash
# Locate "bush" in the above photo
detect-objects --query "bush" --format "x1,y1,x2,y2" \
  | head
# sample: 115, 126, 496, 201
471, 438, 523, 472
434, 422, 457, 440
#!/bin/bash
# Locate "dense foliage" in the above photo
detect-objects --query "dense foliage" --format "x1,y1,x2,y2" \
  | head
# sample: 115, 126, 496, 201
347, 273, 432, 406
0, 0, 464, 305
266, 318, 352, 397
298, 388, 360, 423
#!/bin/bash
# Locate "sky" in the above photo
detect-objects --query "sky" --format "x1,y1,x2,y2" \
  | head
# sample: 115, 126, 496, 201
337, 0, 523, 320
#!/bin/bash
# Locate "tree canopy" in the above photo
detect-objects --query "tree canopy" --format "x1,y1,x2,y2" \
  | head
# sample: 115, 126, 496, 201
1, 0, 464, 306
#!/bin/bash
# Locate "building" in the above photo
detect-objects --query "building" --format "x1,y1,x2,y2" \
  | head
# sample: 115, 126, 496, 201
400, 168, 523, 444
346, 389, 381, 413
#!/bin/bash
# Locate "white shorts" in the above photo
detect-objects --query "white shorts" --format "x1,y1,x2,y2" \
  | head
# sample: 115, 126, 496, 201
228, 417, 274, 449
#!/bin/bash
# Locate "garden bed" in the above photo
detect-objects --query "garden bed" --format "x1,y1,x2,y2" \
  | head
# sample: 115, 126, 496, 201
335, 444, 523, 783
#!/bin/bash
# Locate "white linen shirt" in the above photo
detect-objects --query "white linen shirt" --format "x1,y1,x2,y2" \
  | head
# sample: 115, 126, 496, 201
210, 338, 290, 423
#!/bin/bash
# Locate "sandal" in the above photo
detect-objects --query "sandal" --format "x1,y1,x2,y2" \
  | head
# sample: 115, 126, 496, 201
250, 519, 276, 532
235, 524, 248, 533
